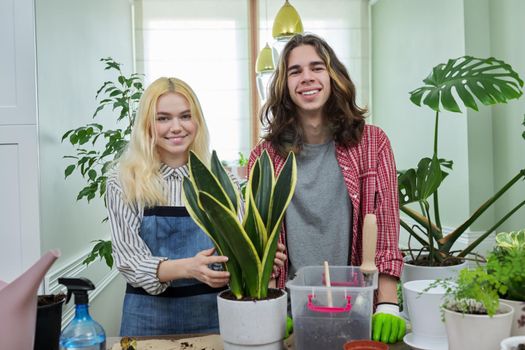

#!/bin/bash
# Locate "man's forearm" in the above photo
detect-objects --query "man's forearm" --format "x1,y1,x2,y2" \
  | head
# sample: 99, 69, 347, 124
377, 273, 399, 304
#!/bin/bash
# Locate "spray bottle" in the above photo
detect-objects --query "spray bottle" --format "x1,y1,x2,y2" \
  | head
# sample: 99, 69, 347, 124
58, 277, 106, 350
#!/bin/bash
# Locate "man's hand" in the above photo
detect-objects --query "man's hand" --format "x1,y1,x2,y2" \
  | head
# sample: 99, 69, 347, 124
272, 243, 287, 278
372, 303, 406, 344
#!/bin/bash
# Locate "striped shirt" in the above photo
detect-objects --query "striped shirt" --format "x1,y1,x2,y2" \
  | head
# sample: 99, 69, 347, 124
249, 124, 404, 289
106, 164, 190, 295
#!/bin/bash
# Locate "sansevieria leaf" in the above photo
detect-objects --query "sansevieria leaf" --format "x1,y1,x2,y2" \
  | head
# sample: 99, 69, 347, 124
188, 152, 235, 213
184, 149, 297, 299
210, 151, 239, 212
182, 178, 244, 298
255, 151, 274, 229
198, 191, 262, 298
267, 152, 297, 233
410, 56, 523, 113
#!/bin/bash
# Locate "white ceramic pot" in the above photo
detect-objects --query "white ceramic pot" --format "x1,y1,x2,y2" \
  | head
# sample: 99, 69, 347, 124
500, 335, 525, 350
217, 289, 287, 350
403, 280, 447, 340
444, 302, 514, 350
501, 298, 525, 336
401, 256, 467, 318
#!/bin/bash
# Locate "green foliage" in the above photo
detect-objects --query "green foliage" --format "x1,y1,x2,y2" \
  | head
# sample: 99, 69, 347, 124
433, 267, 506, 317
400, 56, 525, 265
182, 150, 297, 299
238, 152, 249, 167
62, 58, 143, 268
486, 230, 525, 301
81, 240, 113, 268
410, 56, 523, 112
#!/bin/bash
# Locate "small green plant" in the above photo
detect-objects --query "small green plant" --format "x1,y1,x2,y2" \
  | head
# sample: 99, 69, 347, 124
62, 58, 143, 268
432, 267, 507, 317
238, 152, 248, 167
399, 56, 525, 265
486, 230, 525, 301
182, 150, 297, 299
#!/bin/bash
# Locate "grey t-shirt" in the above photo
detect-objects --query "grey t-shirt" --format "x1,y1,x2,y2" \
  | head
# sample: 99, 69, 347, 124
286, 141, 353, 279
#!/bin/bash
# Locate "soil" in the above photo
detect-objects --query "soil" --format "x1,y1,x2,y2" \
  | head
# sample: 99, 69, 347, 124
220, 288, 284, 301
406, 255, 464, 267
513, 344, 525, 350
37, 294, 66, 306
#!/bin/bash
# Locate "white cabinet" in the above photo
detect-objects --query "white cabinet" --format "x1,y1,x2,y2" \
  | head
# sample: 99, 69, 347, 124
0, 0, 40, 281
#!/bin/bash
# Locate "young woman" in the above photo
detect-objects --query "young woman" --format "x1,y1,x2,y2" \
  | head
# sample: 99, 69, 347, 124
106, 77, 230, 336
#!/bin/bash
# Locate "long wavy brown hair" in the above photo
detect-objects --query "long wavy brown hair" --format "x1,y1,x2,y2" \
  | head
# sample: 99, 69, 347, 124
260, 33, 367, 157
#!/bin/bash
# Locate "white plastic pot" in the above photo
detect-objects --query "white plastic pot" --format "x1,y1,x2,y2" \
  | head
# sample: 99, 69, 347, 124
444, 302, 514, 350
403, 280, 447, 338
401, 256, 467, 318
217, 289, 287, 350
500, 335, 525, 350
501, 298, 525, 336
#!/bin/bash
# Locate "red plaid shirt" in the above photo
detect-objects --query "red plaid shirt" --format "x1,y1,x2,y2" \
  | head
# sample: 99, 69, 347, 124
249, 124, 404, 289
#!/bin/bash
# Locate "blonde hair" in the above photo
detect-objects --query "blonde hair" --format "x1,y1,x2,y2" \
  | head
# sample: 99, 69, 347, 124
117, 77, 210, 207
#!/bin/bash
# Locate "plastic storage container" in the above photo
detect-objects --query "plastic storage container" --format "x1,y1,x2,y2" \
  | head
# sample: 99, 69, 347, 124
286, 266, 378, 350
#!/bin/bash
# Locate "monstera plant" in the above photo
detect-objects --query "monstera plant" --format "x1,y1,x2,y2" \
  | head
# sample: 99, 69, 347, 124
182, 150, 297, 299
398, 56, 525, 265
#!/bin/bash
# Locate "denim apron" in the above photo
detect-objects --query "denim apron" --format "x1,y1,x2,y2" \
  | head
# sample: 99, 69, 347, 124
120, 206, 225, 336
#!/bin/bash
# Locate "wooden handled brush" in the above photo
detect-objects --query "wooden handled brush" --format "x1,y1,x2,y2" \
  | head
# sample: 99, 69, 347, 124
360, 214, 378, 281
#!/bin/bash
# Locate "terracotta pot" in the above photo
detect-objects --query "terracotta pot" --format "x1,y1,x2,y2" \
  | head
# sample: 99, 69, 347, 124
343, 339, 389, 350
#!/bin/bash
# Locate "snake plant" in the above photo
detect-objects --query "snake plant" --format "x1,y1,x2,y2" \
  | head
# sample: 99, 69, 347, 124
398, 56, 525, 265
182, 150, 297, 300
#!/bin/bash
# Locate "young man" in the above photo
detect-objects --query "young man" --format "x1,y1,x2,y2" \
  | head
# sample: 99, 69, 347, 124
249, 33, 405, 344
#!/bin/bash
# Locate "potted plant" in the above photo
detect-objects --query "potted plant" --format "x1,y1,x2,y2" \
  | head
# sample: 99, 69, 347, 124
487, 230, 525, 336
182, 149, 297, 349
398, 56, 525, 283
62, 58, 143, 268
34, 293, 66, 350
434, 267, 514, 350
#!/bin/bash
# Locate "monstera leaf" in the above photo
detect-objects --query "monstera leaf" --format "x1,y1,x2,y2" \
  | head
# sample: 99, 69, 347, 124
398, 157, 453, 206
410, 56, 523, 112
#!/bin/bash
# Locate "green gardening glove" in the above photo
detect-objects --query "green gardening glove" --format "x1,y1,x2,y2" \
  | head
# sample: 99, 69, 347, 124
372, 303, 406, 344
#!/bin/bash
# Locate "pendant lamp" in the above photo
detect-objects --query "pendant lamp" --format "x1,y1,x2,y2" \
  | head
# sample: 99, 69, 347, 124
255, 0, 304, 102
255, 43, 278, 101
272, 0, 304, 41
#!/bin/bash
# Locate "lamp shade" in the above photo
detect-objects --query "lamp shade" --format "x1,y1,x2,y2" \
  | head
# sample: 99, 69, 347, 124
255, 43, 276, 74
272, 0, 303, 40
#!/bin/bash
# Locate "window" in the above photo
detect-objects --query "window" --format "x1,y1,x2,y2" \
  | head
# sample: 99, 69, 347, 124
135, 0, 369, 162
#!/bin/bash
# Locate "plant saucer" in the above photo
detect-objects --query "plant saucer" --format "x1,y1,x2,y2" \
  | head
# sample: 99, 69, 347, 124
403, 333, 448, 350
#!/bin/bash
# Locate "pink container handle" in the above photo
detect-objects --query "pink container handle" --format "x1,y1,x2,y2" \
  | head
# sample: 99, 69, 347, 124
307, 294, 352, 313
322, 272, 360, 286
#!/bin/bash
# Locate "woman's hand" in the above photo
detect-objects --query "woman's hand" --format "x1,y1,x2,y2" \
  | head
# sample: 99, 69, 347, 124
188, 248, 230, 288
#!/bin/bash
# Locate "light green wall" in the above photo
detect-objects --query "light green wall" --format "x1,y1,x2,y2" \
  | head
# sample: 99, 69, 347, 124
35, 0, 134, 336
371, 0, 471, 229
463, 0, 495, 231
489, 0, 525, 233
372, 0, 525, 246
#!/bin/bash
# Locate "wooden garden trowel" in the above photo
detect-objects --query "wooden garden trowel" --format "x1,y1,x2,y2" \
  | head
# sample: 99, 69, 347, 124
360, 213, 378, 284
